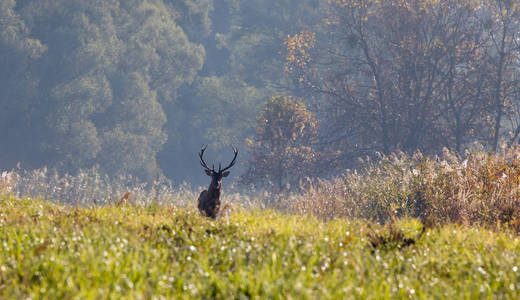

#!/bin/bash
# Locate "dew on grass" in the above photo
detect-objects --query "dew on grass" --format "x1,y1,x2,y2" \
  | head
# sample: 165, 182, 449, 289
478, 266, 486, 275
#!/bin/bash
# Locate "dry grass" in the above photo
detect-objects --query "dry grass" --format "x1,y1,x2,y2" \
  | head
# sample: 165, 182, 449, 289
0, 171, 14, 195
3, 166, 259, 211
288, 146, 520, 230
5, 145, 520, 231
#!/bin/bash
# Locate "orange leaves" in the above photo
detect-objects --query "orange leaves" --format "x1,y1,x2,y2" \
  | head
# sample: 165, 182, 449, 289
240, 95, 327, 192
283, 30, 316, 78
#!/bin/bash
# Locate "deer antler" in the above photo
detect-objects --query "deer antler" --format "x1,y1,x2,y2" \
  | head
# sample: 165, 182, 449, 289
199, 145, 214, 171
219, 146, 238, 172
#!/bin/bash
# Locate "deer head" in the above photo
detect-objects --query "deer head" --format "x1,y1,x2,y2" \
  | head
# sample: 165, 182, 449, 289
198, 145, 238, 190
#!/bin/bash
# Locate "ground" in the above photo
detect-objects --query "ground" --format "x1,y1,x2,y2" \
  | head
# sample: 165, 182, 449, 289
0, 195, 519, 299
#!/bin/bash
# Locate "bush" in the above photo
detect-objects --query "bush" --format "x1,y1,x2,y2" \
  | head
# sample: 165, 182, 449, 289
288, 146, 520, 230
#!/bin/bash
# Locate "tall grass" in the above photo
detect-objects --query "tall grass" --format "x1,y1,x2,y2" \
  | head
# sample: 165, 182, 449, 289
3, 166, 257, 209
0, 171, 14, 195
3, 146, 520, 230
290, 146, 520, 230
8, 167, 190, 206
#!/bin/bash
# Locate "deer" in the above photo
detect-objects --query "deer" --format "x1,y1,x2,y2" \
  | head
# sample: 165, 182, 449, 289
197, 145, 238, 219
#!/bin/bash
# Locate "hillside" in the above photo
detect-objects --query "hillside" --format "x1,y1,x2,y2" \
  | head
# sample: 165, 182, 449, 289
0, 195, 519, 299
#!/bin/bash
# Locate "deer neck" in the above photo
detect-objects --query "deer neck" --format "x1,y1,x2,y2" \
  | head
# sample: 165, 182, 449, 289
207, 179, 221, 198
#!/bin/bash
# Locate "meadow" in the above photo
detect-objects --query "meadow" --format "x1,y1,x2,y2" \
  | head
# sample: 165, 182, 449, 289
1, 148, 520, 299
1, 195, 520, 299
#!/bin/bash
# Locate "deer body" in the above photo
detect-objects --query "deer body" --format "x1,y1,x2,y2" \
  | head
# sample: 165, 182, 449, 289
197, 145, 237, 219
197, 178, 221, 218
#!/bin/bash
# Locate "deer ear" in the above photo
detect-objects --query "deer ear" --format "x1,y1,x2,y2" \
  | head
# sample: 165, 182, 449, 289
205, 169, 212, 176
222, 171, 230, 177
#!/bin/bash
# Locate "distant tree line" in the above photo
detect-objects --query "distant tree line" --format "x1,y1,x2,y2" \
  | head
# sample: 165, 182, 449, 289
2, 0, 520, 190
285, 0, 520, 168
0, 0, 320, 184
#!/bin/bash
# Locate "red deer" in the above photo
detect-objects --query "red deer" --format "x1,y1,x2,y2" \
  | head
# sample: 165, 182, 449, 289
197, 145, 238, 218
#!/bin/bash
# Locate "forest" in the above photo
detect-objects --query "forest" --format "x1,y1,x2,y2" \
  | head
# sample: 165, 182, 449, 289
1, 0, 520, 188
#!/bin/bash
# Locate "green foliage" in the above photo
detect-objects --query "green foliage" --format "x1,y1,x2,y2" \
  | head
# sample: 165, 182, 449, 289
0, 0, 324, 184
0, 0, 47, 58
220, 0, 320, 89
158, 0, 321, 184
195, 76, 266, 148
0, 1, 50, 169
0, 0, 205, 181
1, 195, 520, 298
166, 0, 214, 42
240, 95, 327, 192
159, 74, 267, 184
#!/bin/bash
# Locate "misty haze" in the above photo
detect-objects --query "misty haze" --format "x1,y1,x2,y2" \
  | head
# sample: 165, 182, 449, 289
2, 0, 520, 298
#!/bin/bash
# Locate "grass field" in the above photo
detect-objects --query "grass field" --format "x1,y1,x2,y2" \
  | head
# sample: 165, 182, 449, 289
1, 194, 519, 299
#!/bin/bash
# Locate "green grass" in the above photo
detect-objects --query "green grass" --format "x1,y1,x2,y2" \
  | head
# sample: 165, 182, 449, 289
1, 195, 520, 299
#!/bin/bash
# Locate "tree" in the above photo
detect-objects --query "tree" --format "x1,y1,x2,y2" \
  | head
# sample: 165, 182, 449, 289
0, 0, 205, 181
164, 0, 214, 43
158, 0, 321, 184
240, 95, 327, 192
284, 0, 502, 166
218, 0, 320, 91
158, 75, 266, 184
0, 0, 50, 169
483, 0, 520, 150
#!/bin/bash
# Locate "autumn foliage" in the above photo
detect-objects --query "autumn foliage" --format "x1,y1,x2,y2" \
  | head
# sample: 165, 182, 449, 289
240, 95, 328, 192
284, 0, 520, 167
288, 145, 520, 232
283, 29, 316, 82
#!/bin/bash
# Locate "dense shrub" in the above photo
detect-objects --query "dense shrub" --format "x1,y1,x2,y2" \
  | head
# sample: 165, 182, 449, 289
288, 146, 520, 230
